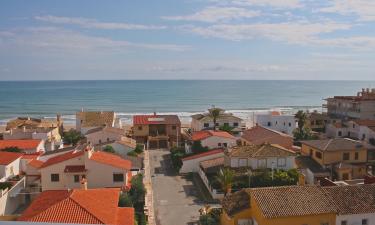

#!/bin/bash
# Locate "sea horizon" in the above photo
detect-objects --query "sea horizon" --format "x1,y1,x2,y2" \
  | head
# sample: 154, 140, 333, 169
1, 80, 375, 125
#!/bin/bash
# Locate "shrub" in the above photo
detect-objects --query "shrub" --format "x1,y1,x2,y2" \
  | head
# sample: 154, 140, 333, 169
0, 182, 13, 190
118, 192, 133, 207
63, 130, 83, 145
103, 145, 115, 154
170, 147, 186, 171
191, 141, 208, 153
134, 144, 144, 154
127, 150, 138, 157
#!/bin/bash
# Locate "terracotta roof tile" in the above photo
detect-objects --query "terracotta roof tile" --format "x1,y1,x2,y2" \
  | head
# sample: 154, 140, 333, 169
41, 150, 84, 168
192, 130, 236, 141
28, 159, 44, 168
0, 139, 42, 151
133, 114, 181, 125
182, 149, 223, 161
199, 157, 224, 170
301, 138, 370, 152
0, 151, 22, 165
227, 143, 295, 158
18, 188, 133, 225
241, 126, 292, 146
91, 151, 132, 170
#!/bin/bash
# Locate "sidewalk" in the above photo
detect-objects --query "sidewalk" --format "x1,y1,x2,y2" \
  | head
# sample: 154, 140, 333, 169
143, 150, 155, 225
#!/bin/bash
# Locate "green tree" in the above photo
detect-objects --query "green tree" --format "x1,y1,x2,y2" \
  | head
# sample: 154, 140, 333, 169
63, 130, 83, 145
219, 124, 234, 134
134, 144, 144, 154
1, 146, 22, 153
103, 145, 115, 154
208, 107, 222, 131
127, 150, 138, 157
191, 140, 208, 154
216, 168, 235, 196
294, 110, 315, 141
295, 110, 307, 131
118, 192, 133, 207
170, 147, 185, 171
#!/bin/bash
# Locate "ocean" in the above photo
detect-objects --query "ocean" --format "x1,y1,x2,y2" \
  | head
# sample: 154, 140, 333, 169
1, 80, 374, 125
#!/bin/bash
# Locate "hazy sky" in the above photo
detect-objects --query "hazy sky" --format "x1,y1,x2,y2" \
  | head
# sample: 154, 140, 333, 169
1, 0, 375, 80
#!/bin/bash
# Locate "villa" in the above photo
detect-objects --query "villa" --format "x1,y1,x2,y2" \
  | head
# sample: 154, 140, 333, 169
326, 119, 375, 143
132, 113, 181, 149
191, 108, 244, 132
190, 130, 237, 150
76, 110, 121, 134
255, 111, 297, 135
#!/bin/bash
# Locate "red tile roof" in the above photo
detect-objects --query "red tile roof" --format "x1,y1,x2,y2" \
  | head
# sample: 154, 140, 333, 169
182, 149, 224, 161
271, 111, 281, 116
64, 165, 86, 173
41, 150, 84, 168
18, 188, 134, 225
21, 153, 42, 160
0, 152, 22, 165
241, 125, 293, 149
0, 139, 42, 151
28, 159, 44, 168
91, 151, 132, 170
133, 114, 181, 125
192, 130, 236, 141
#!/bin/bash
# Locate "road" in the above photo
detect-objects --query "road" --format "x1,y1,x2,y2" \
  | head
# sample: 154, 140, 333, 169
149, 149, 203, 225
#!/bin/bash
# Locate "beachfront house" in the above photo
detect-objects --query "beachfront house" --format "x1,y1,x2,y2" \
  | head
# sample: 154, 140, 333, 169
39, 147, 132, 191
224, 143, 296, 170
255, 111, 297, 135
324, 88, 375, 120
191, 108, 244, 132
132, 113, 181, 149
6, 115, 63, 134
326, 120, 375, 144
85, 126, 126, 145
76, 110, 121, 134
0, 139, 45, 154
18, 188, 134, 225
240, 125, 294, 150
190, 130, 237, 150
301, 138, 372, 180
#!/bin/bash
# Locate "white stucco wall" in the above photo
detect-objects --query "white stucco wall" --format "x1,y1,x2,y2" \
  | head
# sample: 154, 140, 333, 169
86, 130, 123, 145
180, 152, 224, 173
0, 158, 21, 182
191, 117, 242, 132
85, 159, 128, 188
336, 213, 375, 225
200, 136, 237, 150
229, 156, 295, 170
255, 114, 296, 135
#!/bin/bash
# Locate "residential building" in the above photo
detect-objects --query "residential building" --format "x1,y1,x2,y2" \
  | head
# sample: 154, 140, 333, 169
85, 126, 126, 145
301, 138, 372, 180
3, 127, 63, 151
39, 147, 132, 191
296, 155, 331, 184
6, 115, 63, 134
326, 120, 375, 143
191, 130, 237, 150
18, 188, 134, 225
307, 111, 329, 132
255, 111, 297, 135
240, 125, 294, 150
76, 110, 121, 134
191, 108, 244, 132
224, 143, 296, 170
220, 184, 375, 225
324, 88, 375, 120
180, 149, 224, 173
132, 113, 181, 149
0, 152, 22, 182
0, 139, 45, 153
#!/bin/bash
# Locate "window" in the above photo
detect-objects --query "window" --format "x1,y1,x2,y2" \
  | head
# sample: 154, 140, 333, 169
341, 221, 347, 225
277, 158, 286, 167
74, 175, 80, 183
223, 143, 228, 147
99, 139, 102, 144
343, 153, 350, 160
362, 219, 368, 225
275, 121, 278, 125
267, 122, 271, 126
348, 131, 351, 137
315, 151, 322, 159
233, 122, 239, 127
353, 124, 355, 128
138, 126, 142, 130
338, 131, 342, 136
51, 174, 59, 182
362, 134, 366, 140
355, 152, 359, 160
310, 149, 313, 156
289, 122, 292, 127
113, 173, 124, 182
107, 137, 110, 142
204, 123, 209, 127
172, 125, 176, 130
215, 123, 219, 126
218, 143, 222, 147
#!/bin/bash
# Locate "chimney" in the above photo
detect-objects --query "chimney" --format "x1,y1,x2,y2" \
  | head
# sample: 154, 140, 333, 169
80, 178, 88, 190
84, 146, 93, 159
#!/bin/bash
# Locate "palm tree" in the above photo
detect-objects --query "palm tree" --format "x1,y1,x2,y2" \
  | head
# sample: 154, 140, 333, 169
216, 168, 235, 196
208, 107, 222, 131
295, 110, 307, 132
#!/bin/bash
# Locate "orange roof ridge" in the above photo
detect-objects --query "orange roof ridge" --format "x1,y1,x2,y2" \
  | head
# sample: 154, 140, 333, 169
68, 191, 105, 224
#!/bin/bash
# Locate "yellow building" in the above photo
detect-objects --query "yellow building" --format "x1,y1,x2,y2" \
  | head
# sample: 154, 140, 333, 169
221, 186, 337, 225
301, 138, 369, 180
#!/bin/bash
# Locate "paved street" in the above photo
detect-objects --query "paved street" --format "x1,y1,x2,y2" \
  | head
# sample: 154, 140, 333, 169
149, 149, 203, 225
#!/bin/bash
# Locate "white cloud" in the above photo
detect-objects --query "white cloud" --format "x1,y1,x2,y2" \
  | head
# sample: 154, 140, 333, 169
319, 0, 375, 21
212, 0, 302, 8
0, 27, 190, 53
35, 15, 166, 30
162, 6, 260, 23
184, 21, 351, 44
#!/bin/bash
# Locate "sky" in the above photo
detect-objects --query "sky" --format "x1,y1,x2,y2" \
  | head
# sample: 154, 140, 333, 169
0, 0, 375, 80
